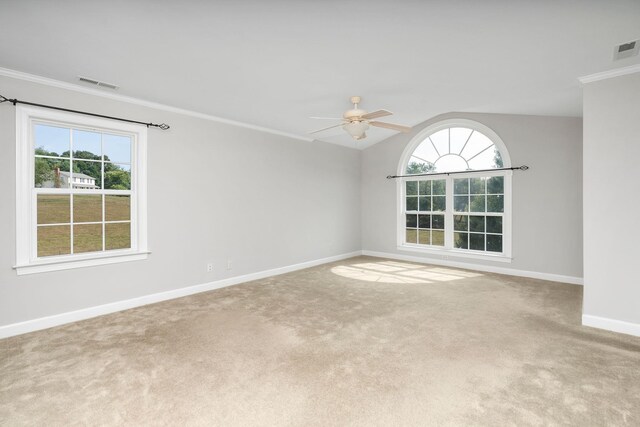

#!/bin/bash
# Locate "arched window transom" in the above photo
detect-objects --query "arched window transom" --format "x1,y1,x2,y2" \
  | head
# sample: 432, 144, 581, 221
407, 127, 505, 174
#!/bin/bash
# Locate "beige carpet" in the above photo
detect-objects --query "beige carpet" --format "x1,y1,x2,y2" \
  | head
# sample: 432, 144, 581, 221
1, 256, 639, 426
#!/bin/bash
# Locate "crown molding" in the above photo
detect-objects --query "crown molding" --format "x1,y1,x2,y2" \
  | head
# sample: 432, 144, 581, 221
0, 66, 314, 143
578, 63, 640, 84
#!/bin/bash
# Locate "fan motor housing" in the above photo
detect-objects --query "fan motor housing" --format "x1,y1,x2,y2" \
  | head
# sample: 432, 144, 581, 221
344, 109, 366, 120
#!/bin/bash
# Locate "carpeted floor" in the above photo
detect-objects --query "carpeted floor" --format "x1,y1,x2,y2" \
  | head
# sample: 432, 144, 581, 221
1, 256, 639, 426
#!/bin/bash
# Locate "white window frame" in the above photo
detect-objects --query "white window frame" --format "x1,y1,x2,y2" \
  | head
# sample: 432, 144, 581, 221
396, 118, 512, 263
14, 106, 149, 275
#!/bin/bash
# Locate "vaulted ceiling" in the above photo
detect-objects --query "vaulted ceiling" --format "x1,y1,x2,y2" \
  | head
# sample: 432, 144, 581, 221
2, 0, 639, 148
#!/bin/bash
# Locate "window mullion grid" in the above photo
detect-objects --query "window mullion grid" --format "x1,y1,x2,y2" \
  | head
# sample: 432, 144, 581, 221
459, 130, 474, 156
401, 178, 407, 245
34, 129, 130, 258
101, 132, 106, 251
429, 180, 433, 244
483, 206, 487, 253
411, 181, 418, 244
429, 137, 440, 157
34, 188, 130, 195
31, 189, 37, 260
444, 176, 454, 249
484, 181, 488, 252
69, 129, 74, 255
407, 176, 504, 253
37, 220, 77, 227
29, 120, 37, 261
129, 135, 137, 251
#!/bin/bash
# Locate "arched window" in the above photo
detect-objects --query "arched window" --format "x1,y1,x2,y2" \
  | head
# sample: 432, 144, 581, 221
397, 119, 512, 260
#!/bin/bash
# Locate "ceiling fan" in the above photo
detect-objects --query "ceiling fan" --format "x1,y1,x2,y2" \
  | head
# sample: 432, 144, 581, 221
309, 96, 412, 140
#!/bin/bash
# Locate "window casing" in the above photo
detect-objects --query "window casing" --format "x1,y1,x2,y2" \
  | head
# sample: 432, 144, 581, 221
397, 119, 512, 262
15, 106, 148, 275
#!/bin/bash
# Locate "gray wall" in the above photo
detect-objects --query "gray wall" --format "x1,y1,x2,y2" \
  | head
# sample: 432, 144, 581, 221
0, 76, 587, 329
583, 72, 640, 325
0, 76, 361, 327
361, 112, 583, 278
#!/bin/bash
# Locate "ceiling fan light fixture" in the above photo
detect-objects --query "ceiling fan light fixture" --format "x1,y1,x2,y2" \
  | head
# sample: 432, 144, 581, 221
343, 121, 369, 140
309, 96, 411, 140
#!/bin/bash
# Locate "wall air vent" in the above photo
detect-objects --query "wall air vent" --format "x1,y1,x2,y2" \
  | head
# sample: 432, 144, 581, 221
613, 40, 639, 60
78, 76, 119, 90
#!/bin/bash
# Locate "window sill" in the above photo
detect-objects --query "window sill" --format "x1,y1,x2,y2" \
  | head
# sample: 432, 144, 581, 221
397, 244, 512, 263
13, 250, 150, 275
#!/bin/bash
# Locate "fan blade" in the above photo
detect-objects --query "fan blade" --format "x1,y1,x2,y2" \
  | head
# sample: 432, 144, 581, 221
369, 121, 412, 133
361, 109, 392, 120
309, 117, 344, 120
308, 123, 344, 134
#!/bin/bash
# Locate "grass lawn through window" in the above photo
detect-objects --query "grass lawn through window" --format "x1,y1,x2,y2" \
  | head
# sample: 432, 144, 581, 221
37, 195, 131, 257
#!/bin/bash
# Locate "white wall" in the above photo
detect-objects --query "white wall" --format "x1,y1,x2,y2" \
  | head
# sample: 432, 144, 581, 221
582, 71, 640, 334
361, 112, 583, 279
0, 75, 361, 328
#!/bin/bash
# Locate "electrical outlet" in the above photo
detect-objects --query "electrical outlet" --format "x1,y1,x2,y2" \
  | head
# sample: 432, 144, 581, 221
226, 260, 232, 270
207, 263, 213, 272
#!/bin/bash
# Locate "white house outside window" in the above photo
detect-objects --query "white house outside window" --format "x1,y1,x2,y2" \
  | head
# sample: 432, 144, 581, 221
397, 119, 512, 262
15, 106, 148, 275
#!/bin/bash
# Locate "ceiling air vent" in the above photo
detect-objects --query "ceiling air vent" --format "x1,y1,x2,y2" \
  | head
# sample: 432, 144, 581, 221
613, 40, 639, 60
78, 76, 119, 90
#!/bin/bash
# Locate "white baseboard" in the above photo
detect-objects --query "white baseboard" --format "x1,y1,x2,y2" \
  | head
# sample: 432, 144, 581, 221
582, 314, 640, 338
361, 250, 584, 285
1, 249, 585, 339
0, 251, 361, 339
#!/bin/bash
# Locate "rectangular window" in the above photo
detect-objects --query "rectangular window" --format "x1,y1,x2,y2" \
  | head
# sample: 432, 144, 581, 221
452, 176, 504, 253
400, 172, 510, 261
15, 106, 148, 274
405, 179, 446, 247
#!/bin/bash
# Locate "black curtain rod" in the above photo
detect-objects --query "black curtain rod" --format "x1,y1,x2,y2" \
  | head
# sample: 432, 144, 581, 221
0, 94, 170, 130
387, 165, 529, 179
